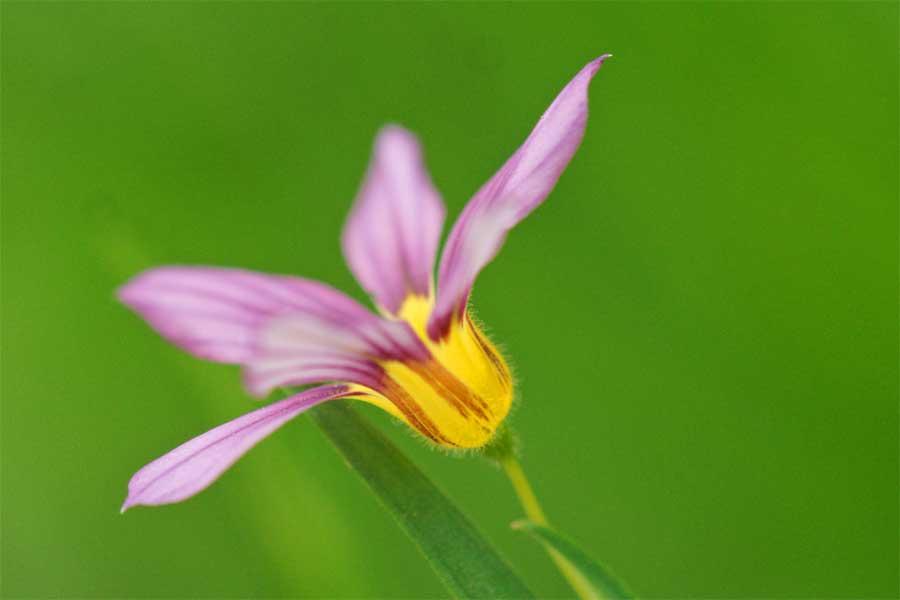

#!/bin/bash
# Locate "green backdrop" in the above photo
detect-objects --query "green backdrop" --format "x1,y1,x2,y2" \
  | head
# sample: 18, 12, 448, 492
2, 2, 897, 598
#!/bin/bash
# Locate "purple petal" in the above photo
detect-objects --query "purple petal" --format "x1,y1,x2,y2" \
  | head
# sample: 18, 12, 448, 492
428, 55, 611, 339
121, 385, 354, 511
118, 266, 426, 367
342, 126, 446, 313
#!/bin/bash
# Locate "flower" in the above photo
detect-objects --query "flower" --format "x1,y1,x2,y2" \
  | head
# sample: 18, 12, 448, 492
119, 55, 611, 511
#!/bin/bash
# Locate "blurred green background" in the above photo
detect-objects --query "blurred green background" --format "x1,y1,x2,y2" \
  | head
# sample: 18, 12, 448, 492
2, 2, 897, 598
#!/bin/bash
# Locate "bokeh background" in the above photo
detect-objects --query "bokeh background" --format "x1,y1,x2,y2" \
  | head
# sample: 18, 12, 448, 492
2, 2, 897, 598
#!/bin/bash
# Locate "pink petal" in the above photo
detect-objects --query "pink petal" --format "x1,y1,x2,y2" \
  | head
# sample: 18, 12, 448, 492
428, 55, 611, 339
121, 385, 354, 511
342, 126, 446, 313
118, 266, 425, 367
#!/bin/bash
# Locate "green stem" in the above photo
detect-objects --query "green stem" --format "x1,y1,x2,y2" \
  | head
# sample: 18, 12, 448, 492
500, 456, 548, 525
499, 454, 597, 600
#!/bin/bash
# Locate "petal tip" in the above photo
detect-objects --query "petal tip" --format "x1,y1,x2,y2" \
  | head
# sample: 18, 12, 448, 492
585, 53, 613, 76
115, 278, 138, 306
120, 496, 136, 513
115, 269, 157, 308
375, 123, 418, 148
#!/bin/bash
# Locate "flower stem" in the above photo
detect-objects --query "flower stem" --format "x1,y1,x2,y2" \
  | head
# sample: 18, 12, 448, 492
500, 456, 548, 525
500, 455, 597, 600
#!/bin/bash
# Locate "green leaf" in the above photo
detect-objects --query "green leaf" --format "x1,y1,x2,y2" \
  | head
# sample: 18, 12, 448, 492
309, 402, 535, 600
512, 520, 633, 600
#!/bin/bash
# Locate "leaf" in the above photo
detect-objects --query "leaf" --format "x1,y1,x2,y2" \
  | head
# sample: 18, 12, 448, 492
309, 402, 535, 600
512, 520, 633, 600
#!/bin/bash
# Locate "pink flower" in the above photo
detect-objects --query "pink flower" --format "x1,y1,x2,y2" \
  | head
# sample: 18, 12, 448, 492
119, 55, 611, 511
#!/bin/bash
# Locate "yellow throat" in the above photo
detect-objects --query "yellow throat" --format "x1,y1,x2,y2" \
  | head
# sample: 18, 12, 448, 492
353, 295, 513, 448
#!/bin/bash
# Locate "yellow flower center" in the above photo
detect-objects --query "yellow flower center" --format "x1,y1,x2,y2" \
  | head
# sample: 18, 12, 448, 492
353, 295, 513, 448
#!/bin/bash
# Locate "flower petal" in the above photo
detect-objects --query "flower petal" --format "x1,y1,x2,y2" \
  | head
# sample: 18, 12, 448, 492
342, 126, 446, 313
243, 349, 386, 397
428, 55, 611, 339
121, 385, 355, 510
118, 266, 425, 365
